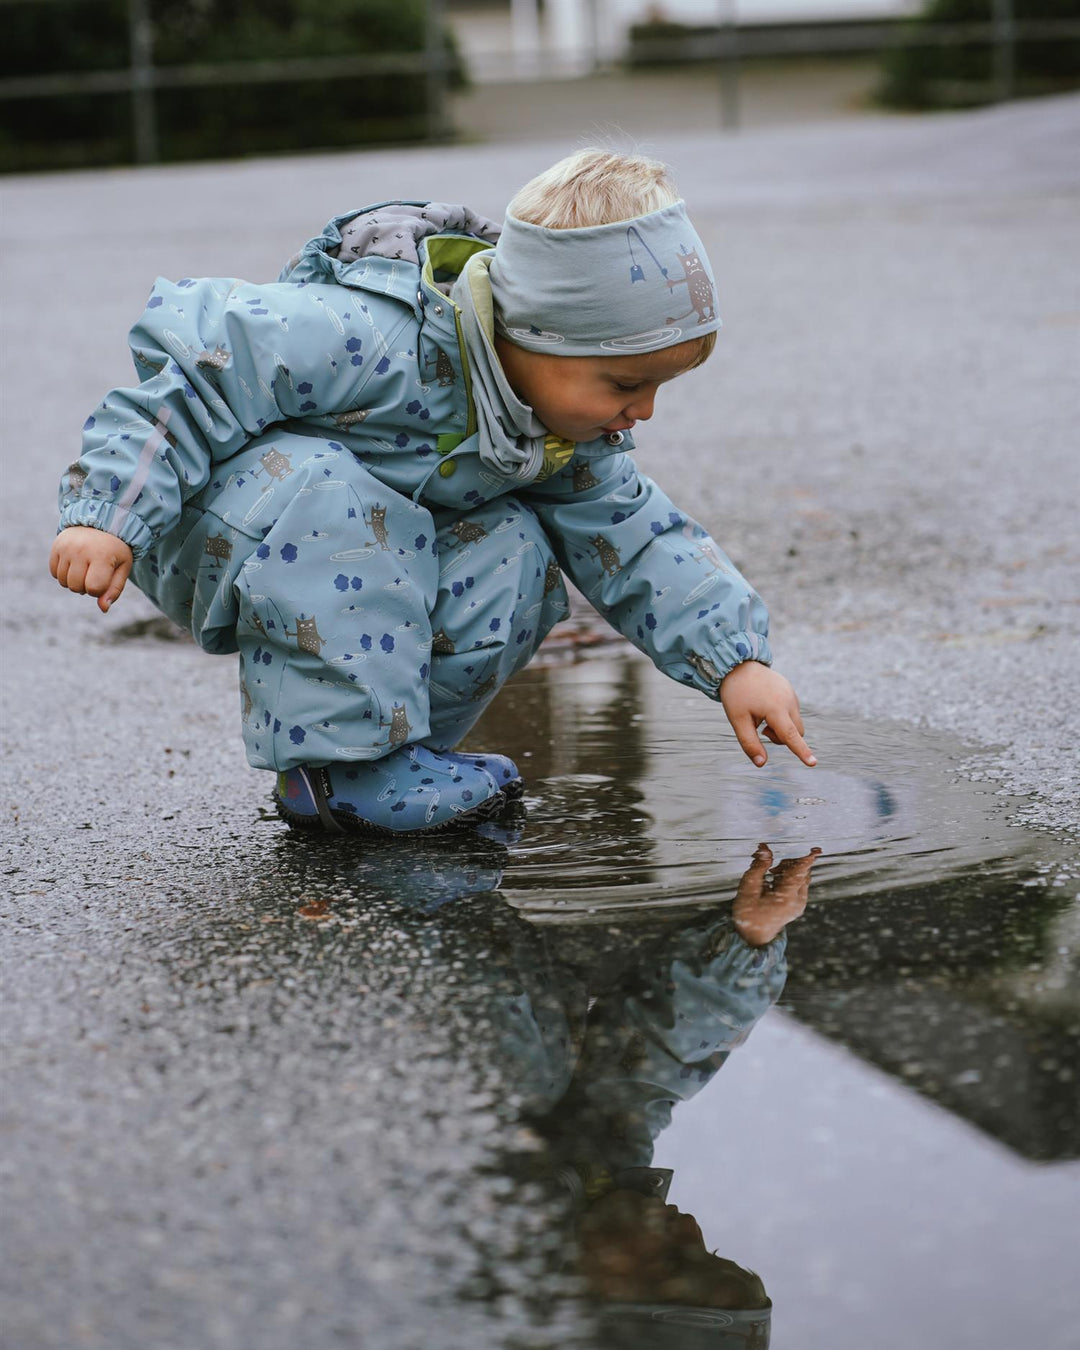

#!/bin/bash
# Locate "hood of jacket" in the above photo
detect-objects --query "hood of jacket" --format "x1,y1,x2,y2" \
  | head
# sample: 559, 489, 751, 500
279, 201, 633, 476
279, 200, 501, 306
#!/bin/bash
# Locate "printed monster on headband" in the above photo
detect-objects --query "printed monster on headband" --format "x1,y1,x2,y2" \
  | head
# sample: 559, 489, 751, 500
625, 226, 718, 330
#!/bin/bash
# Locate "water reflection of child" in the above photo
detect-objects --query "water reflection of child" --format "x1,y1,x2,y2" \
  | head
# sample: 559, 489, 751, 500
50, 151, 814, 835
539, 846, 818, 1342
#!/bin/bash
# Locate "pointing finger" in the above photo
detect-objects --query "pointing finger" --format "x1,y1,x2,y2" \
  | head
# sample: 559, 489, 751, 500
771, 717, 817, 767
771, 848, 822, 884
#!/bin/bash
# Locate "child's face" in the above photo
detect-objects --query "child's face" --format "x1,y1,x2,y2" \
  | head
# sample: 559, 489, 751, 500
495, 337, 702, 444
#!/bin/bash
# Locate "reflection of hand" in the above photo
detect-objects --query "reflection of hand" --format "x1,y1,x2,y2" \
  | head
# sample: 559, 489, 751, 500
732, 843, 821, 946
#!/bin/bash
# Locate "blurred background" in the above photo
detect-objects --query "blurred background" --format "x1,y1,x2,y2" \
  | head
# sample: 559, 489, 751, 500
1, 0, 1078, 173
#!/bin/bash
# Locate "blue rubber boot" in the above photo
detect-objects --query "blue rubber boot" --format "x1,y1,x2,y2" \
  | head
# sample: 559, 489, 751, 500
438, 751, 524, 800
273, 745, 508, 835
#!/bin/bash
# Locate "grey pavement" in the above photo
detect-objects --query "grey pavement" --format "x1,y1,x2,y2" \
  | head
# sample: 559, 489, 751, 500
2, 93, 1080, 1350
449, 56, 884, 142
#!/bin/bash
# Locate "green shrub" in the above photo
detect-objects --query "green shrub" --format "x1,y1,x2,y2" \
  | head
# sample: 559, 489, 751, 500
0, 0, 465, 172
877, 0, 1080, 108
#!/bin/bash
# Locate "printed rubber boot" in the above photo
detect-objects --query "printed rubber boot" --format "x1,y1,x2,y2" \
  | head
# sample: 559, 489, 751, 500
273, 745, 509, 835
436, 750, 524, 800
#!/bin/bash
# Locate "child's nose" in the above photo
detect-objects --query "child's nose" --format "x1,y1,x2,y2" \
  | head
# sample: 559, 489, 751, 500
625, 389, 656, 421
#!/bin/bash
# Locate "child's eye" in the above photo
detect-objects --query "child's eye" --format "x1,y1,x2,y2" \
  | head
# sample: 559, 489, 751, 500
613, 382, 642, 393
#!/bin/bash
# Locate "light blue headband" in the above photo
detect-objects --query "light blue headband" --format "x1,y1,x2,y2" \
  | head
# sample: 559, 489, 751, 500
488, 200, 721, 357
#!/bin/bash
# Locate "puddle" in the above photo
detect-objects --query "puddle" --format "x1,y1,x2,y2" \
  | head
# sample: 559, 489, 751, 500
236, 712, 1076, 1349
465, 651, 1063, 918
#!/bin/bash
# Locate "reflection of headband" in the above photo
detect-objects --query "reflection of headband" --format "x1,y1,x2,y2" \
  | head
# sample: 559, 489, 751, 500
489, 201, 722, 357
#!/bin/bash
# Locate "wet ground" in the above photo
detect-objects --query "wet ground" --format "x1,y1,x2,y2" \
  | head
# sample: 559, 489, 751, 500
3, 95, 1079, 1349
3, 637, 1077, 1349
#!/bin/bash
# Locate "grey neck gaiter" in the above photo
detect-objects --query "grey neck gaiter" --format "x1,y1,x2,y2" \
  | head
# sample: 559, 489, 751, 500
450, 252, 550, 482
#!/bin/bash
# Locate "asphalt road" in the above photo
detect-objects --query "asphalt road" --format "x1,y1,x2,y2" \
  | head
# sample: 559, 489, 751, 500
2, 93, 1079, 1350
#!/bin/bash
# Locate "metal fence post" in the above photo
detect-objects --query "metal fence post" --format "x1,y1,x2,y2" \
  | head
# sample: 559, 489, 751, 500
717, 0, 740, 130
128, 0, 159, 163
426, 0, 449, 141
992, 0, 1017, 101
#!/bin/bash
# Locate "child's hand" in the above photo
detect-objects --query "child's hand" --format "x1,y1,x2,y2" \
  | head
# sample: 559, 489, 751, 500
720, 660, 816, 767
733, 843, 821, 945
49, 526, 133, 613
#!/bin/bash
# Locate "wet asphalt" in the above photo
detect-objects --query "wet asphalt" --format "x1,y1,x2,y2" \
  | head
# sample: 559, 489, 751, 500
2, 94, 1079, 1349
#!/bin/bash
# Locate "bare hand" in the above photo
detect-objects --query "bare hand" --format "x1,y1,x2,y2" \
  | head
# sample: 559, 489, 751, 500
720, 661, 816, 767
732, 843, 821, 945
49, 526, 133, 613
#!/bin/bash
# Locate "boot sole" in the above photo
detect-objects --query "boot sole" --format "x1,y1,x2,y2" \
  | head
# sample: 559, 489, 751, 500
274, 787, 512, 837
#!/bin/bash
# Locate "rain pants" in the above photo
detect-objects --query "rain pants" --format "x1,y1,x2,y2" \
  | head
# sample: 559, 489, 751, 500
58, 203, 772, 771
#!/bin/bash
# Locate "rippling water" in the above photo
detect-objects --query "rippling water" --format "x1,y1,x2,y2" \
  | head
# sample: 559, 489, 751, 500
467, 653, 1045, 919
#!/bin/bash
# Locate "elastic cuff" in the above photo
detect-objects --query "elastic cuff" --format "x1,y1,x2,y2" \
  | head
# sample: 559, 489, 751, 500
715, 630, 773, 679
663, 632, 773, 701
728, 926, 790, 965
58, 499, 154, 559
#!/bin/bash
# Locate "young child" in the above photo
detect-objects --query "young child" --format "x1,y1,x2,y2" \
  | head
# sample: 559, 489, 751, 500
50, 150, 815, 835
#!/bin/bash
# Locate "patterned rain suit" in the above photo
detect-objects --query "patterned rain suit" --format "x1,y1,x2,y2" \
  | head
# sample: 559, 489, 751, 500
57, 203, 772, 771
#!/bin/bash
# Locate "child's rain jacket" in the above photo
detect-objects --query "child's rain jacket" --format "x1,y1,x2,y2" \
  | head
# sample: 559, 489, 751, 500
58, 203, 772, 760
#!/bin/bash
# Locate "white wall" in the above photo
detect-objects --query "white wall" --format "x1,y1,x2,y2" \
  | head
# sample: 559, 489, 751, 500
451, 0, 922, 82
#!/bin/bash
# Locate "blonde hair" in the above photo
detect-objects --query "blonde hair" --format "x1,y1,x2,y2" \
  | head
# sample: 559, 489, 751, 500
508, 148, 716, 369
508, 148, 679, 230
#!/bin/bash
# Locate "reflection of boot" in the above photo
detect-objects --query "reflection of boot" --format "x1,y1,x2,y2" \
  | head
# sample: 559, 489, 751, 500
274, 745, 512, 835
337, 832, 514, 912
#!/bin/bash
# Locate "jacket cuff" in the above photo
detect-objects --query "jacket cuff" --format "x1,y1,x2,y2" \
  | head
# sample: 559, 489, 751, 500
665, 630, 773, 701
58, 498, 154, 559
